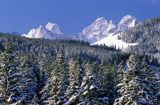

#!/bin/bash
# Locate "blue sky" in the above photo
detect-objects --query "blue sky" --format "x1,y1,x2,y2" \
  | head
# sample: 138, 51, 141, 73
0, 0, 159, 34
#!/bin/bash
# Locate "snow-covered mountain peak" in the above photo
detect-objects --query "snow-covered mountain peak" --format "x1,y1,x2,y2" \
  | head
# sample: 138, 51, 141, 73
22, 22, 64, 39
120, 15, 136, 23
96, 17, 106, 20
90, 17, 115, 30
118, 15, 137, 30
45, 22, 63, 34
23, 25, 53, 39
82, 17, 117, 43
38, 25, 46, 31
94, 17, 108, 24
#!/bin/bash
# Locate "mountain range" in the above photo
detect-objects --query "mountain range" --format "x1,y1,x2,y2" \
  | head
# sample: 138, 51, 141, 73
22, 15, 138, 49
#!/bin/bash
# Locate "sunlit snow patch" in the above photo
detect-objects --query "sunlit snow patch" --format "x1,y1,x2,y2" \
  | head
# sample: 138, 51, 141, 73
92, 33, 138, 50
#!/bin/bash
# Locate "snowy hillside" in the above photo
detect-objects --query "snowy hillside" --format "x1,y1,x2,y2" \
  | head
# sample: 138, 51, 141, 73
92, 33, 138, 49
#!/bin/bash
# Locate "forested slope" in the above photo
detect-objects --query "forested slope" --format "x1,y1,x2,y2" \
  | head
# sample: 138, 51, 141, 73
0, 34, 159, 105
119, 18, 160, 62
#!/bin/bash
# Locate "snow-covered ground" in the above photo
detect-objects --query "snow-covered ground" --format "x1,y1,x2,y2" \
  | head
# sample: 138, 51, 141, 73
92, 34, 138, 50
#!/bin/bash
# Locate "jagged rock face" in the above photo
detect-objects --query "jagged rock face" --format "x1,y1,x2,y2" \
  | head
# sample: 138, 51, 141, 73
82, 17, 116, 36
118, 15, 137, 31
82, 17, 117, 43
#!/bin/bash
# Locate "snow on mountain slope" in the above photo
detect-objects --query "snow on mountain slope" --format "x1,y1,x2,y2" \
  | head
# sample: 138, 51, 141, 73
92, 33, 138, 49
118, 15, 137, 31
23, 25, 52, 39
22, 22, 64, 39
87, 15, 138, 49
81, 15, 138, 44
45, 22, 63, 34
82, 17, 117, 43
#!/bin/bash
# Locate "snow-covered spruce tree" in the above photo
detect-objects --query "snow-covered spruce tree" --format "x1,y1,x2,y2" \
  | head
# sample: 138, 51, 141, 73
114, 61, 126, 102
39, 58, 51, 77
116, 61, 126, 84
6, 62, 23, 105
15, 54, 45, 105
98, 63, 116, 104
31, 60, 46, 105
0, 44, 23, 104
79, 62, 108, 105
114, 55, 157, 105
0, 52, 8, 104
156, 79, 160, 105
64, 57, 82, 105
41, 52, 68, 105
141, 57, 160, 105
17, 54, 36, 104
0, 52, 14, 104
